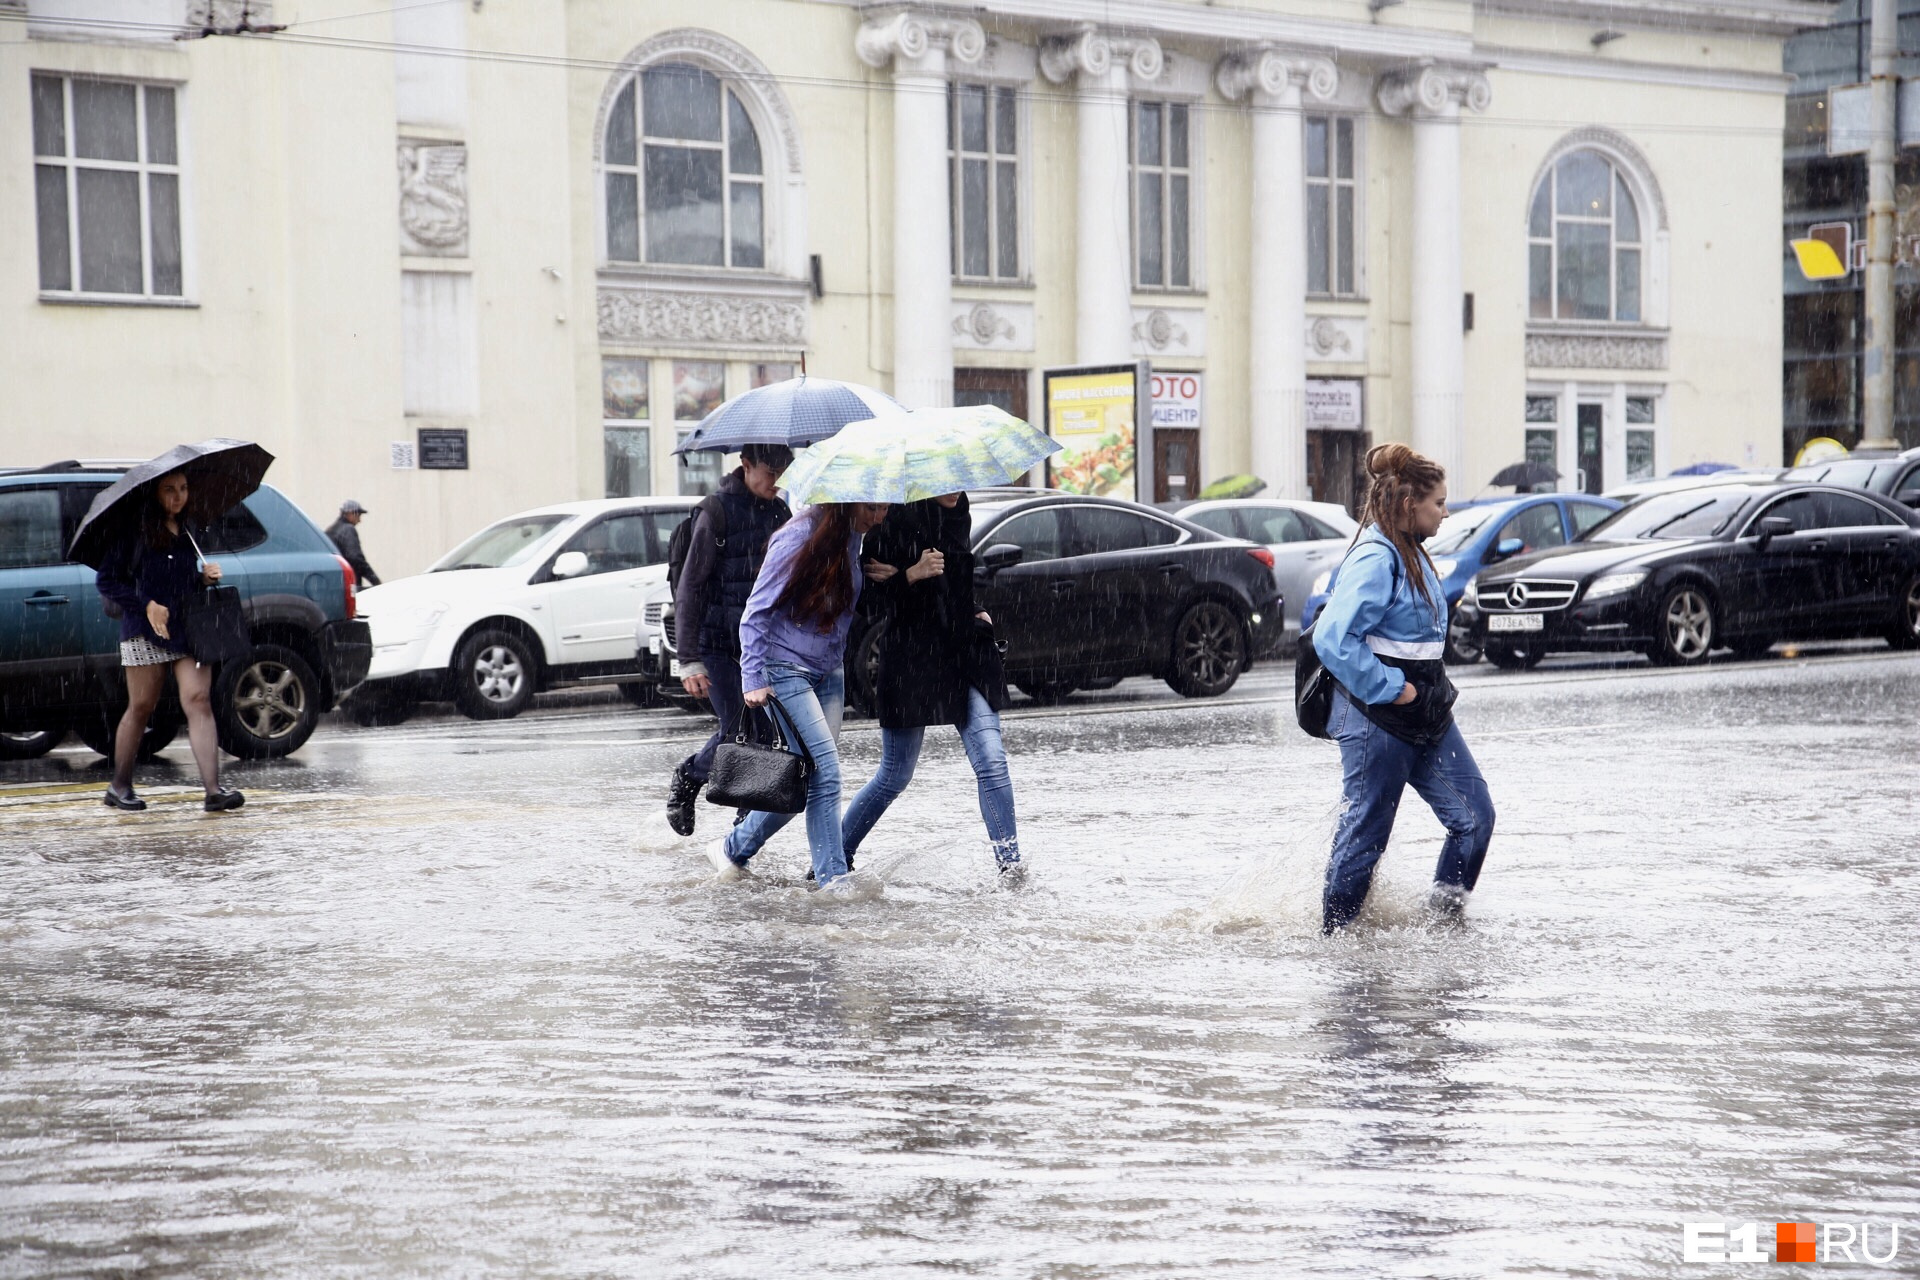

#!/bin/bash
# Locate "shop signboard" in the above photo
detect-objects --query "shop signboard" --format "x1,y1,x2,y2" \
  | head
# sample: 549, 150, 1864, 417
1044, 362, 1148, 500
1306, 379, 1364, 431
1150, 371, 1202, 431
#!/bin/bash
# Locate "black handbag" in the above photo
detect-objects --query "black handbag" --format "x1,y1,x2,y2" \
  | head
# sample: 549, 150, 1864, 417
705, 695, 814, 814
174, 529, 250, 664
1295, 620, 1337, 740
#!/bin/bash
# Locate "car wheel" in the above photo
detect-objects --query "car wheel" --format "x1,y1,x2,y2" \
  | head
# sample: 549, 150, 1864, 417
0, 728, 65, 759
1443, 607, 1483, 666
1887, 573, 1920, 650
452, 629, 538, 720
74, 708, 180, 761
1014, 680, 1076, 705
1165, 600, 1248, 697
846, 621, 886, 717
1484, 643, 1543, 671
618, 681, 660, 709
1653, 584, 1716, 666
216, 644, 321, 758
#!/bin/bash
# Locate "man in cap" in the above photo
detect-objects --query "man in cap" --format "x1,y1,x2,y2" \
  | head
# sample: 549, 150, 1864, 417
326, 500, 381, 588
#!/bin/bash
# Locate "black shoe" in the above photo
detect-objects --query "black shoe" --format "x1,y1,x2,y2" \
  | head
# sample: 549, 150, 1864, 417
203, 788, 245, 812
103, 786, 146, 812
666, 764, 701, 837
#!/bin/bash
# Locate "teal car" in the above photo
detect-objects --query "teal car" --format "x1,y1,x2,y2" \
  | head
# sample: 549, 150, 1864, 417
0, 461, 370, 761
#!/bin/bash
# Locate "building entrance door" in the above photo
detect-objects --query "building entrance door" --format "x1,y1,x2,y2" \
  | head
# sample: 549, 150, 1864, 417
1577, 402, 1605, 494
955, 368, 1031, 486
1308, 430, 1368, 515
1153, 429, 1200, 503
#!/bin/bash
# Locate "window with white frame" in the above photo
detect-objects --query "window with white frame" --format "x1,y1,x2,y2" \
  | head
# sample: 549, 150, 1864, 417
1524, 394, 1559, 471
1132, 100, 1192, 289
1625, 395, 1658, 481
1305, 115, 1358, 297
605, 62, 764, 268
32, 73, 183, 299
949, 83, 1019, 281
602, 357, 652, 499
1529, 150, 1642, 323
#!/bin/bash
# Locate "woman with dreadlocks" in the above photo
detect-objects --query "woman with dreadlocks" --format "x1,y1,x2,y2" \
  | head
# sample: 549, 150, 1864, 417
1311, 443, 1495, 932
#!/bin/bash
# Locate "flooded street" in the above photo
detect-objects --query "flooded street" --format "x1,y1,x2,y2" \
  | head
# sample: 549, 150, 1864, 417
4, 650, 1918, 1278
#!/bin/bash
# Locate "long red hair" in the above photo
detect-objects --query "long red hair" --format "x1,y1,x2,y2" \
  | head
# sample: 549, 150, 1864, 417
773, 504, 857, 630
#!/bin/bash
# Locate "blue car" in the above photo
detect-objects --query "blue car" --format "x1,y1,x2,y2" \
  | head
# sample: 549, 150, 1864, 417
0, 461, 370, 760
1298, 492, 1623, 664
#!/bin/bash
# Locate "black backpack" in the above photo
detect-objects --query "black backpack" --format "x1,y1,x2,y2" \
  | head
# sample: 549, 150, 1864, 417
1294, 543, 1401, 740
665, 494, 727, 595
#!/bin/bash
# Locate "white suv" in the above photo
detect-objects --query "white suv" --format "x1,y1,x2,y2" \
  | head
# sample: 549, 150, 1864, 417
354, 497, 697, 720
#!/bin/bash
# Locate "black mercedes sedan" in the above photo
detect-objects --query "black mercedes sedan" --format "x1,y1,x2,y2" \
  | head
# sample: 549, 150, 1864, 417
846, 492, 1284, 708
1455, 482, 1920, 667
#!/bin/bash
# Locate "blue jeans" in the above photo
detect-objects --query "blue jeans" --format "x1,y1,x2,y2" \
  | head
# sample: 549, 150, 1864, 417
841, 687, 1019, 866
1323, 688, 1495, 932
679, 648, 744, 786
721, 662, 848, 884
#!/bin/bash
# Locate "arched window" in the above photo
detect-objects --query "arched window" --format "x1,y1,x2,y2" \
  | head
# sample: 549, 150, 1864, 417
1529, 150, 1641, 323
605, 62, 764, 268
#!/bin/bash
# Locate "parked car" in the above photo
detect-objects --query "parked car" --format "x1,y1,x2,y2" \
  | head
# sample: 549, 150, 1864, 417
1174, 498, 1357, 635
0, 460, 369, 760
1455, 483, 1920, 667
1781, 446, 1920, 509
352, 496, 696, 721
1298, 492, 1621, 663
1601, 468, 1782, 505
635, 580, 707, 713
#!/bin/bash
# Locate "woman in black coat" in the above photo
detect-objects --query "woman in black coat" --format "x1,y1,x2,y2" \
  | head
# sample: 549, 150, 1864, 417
842, 492, 1022, 879
94, 470, 244, 813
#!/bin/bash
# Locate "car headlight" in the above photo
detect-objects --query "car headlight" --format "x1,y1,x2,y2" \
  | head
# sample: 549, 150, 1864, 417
1584, 571, 1647, 601
1431, 558, 1458, 579
1311, 569, 1332, 596
1462, 575, 1479, 605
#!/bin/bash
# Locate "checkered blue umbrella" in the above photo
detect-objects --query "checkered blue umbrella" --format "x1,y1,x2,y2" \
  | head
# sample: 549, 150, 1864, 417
671, 377, 904, 454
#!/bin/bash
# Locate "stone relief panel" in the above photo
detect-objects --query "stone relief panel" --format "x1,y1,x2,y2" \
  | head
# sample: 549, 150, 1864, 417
1305, 315, 1367, 363
598, 286, 808, 349
397, 142, 469, 257
1130, 306, 1206, 358
1525, 331, 1669, 371
950, 301, 1035, 351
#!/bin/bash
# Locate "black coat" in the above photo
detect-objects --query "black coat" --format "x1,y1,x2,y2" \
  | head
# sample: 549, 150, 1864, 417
861, 495, 1009, 730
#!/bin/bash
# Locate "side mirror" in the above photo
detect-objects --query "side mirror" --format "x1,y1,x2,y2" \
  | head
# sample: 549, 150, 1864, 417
977, 543, 1024, 576
1486, 537, 1524, 563
1754, 516, 1794, 547
551, 550, 590, 579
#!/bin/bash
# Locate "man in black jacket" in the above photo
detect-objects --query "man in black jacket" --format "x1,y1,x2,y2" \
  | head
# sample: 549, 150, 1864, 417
325, 500, 380, 588
666, 444, 792, 835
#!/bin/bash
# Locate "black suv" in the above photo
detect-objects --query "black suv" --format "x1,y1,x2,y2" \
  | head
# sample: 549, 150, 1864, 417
0, 461, 371, 760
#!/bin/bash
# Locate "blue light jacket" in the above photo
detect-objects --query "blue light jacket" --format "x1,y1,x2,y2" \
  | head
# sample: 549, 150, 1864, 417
1312, 526, 1447, 707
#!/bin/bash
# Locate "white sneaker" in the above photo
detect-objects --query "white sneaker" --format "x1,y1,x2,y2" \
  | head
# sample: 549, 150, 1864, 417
704, 837, 747, 882
814, 870, 877, 901
996, 861, 1028, 889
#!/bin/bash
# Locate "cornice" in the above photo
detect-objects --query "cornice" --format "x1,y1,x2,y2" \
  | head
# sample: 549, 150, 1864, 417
1474, 0, 1838, 38
1479, 44, 1794, 95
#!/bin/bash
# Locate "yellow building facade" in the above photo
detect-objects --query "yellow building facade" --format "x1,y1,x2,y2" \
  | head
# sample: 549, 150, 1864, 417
1, 0, 1826, 575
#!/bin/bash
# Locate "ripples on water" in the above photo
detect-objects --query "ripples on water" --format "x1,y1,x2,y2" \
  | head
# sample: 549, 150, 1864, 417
3, 659, 1918, 1277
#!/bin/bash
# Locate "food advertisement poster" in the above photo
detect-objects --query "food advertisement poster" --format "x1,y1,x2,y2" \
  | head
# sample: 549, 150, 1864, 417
1045, 364, 1146, 499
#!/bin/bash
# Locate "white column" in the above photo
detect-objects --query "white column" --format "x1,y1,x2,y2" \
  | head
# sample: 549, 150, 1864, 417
1379, 65, 1490, 489
1043, 28, 1163, 364
1219, 48, 1338, 499
858, 12, 985, 409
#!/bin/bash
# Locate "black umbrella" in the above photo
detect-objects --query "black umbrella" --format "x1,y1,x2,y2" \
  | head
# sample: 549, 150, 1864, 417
1489, 461, 1560, 490
68, 438, 275, 568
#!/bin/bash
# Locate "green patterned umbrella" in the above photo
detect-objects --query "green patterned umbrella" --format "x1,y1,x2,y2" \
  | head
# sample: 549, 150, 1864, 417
779, 405, 1061, 506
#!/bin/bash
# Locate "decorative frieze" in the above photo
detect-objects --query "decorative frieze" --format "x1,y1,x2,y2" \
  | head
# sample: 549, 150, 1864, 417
951, 301, 1034, 352
597, 283, 808, 349
1306, 315, 1367, 363
1525, 330, 1669, 371
1130, 306, 1206, 358
1376, 61, 1492, 118
397, 142, 468, 257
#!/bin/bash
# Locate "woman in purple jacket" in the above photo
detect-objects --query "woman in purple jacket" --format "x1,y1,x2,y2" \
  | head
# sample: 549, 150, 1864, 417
704, 500, 890, 893
94, 470, 244, 812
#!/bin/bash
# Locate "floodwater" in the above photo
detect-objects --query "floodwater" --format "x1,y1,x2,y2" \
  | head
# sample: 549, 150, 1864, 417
3, 652, 1917, 1277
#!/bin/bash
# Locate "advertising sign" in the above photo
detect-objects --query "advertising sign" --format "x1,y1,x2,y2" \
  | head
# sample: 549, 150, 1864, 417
1150, 371, 1202, 431
1045, 363, 1146, 499
1306, 379, 1364, 431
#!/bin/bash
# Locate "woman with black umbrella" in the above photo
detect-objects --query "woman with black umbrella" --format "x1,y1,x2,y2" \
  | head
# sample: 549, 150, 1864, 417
94, 470, 244, 812
840, 492, 1023, 881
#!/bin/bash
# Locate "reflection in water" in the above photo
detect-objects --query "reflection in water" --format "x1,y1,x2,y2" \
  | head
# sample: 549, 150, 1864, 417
2, 655, 1918, 1276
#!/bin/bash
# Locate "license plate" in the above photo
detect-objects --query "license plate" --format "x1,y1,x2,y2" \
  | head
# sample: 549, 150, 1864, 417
1488, 613, 1544, 633
669, 659, 682, 676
